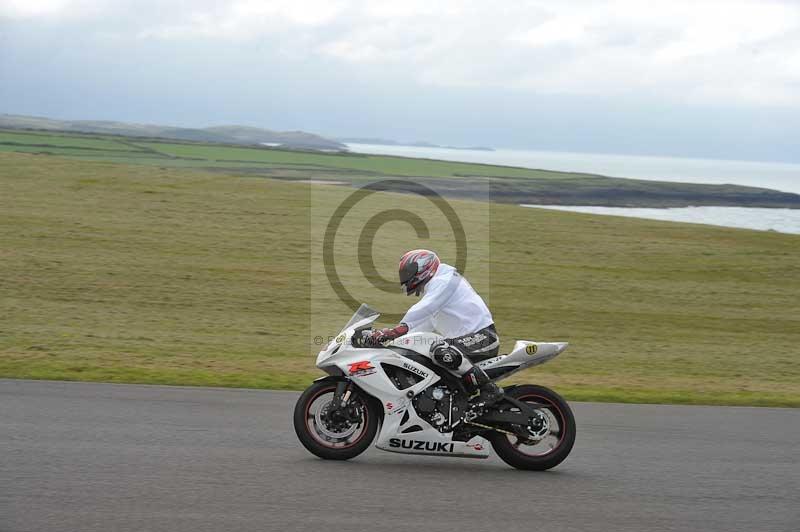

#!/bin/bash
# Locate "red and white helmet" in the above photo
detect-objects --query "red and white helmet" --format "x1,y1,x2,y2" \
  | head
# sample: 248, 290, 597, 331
399, 249, 440, 296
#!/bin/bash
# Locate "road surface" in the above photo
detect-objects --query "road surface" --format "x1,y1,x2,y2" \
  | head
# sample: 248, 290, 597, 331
1, 379, 798, 532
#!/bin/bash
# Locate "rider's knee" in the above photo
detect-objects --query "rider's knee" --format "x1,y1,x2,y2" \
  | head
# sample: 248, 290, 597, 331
431, 340, 463, 370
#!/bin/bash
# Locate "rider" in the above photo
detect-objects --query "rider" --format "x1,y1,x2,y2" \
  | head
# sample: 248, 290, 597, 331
369, 249, 503, 408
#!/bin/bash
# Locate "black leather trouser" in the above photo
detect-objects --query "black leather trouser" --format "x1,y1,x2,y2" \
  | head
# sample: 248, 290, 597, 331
447, 324, 500, 364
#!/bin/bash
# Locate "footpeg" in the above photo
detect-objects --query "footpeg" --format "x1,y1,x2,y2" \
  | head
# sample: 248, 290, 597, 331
464, 408, 482, 422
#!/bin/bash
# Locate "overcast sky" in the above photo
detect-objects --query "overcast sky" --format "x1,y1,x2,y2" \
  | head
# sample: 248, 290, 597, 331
2, 0, 799, 161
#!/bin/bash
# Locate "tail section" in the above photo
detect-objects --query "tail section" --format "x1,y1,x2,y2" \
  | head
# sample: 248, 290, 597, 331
476, 341, 568, 381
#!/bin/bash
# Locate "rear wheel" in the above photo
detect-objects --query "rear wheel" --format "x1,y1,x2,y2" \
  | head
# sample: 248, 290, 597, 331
293, 380, 378, 460
489, 384, 576, 470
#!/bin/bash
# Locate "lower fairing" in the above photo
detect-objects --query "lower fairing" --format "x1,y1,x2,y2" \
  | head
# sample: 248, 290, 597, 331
374, 401, 491, 459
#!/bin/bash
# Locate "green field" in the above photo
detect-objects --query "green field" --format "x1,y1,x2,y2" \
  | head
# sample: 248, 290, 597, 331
0, 129, 592, 179
2, 128, 799, 208
2, 151, 799, 406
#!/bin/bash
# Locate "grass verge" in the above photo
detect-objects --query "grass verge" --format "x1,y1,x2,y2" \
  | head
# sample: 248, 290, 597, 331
1, 152, 799, 406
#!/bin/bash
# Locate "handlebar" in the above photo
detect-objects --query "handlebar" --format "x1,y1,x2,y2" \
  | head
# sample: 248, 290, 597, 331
351, 328, 375, 348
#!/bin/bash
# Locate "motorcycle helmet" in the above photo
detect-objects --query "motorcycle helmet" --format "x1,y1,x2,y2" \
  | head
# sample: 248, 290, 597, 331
399, 249, 440, 296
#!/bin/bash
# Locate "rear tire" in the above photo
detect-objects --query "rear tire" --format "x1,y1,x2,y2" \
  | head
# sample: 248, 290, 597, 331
489, 384, 576, 471
293, 380, 379, 461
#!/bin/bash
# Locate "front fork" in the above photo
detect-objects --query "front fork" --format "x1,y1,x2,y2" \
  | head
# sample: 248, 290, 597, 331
329, 380, 360, 423
332, 380, 352, 410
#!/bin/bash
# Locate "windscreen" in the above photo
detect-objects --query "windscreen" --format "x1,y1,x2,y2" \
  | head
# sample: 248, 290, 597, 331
339, 303, 380, 334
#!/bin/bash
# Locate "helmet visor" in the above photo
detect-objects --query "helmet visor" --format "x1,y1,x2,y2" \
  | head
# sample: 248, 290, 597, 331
399, 262, 419, 286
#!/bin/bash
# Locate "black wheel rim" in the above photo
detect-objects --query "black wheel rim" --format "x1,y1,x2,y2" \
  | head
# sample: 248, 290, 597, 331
305, 387, 369, 449
504, 394, 566, 457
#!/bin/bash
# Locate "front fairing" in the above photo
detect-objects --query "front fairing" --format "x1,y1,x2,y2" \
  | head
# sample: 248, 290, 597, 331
316, 305, 380, 366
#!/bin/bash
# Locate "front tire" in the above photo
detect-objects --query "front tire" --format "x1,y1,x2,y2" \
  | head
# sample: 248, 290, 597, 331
489, 384, 576, 471
293, 380, 379, 461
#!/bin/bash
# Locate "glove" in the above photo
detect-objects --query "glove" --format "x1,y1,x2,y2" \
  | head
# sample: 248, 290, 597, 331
369, 324, 409, 346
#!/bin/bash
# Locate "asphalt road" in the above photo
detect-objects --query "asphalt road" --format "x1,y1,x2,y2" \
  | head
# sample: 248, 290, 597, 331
1, 379, 798, 532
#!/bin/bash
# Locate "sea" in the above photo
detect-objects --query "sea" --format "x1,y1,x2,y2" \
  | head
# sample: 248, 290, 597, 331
346, 143, 800, 235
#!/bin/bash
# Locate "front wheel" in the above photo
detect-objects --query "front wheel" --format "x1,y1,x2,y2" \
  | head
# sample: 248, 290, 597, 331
489, 384, 576, 471
293, 380, 379, 460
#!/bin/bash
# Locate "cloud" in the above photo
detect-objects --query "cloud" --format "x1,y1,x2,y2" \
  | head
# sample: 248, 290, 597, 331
0, 0, 71, 18
134, 0, 349, 40
3, 0, 800, 107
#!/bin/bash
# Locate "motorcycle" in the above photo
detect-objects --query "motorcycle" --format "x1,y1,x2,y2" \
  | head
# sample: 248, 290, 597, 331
293, 304, 576, 470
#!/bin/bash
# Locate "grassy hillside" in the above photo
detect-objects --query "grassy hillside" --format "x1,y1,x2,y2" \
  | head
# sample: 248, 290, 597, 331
0, 129, 599, 179
0, 114, 345, 149
1, 152, 799, 406
2, 128, 799, 208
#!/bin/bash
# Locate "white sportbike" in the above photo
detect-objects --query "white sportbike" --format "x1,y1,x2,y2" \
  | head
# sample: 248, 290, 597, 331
294, 304, 576, 470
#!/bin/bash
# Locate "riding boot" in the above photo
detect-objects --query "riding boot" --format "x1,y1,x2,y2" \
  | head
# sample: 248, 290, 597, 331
430, 340, 503, 412
462, 366, 503, 407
